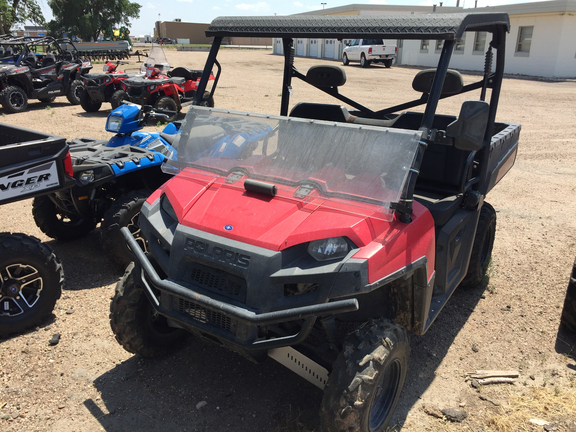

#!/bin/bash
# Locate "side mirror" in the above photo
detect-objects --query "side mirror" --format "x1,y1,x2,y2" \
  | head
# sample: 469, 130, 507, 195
446, 101, 490, 151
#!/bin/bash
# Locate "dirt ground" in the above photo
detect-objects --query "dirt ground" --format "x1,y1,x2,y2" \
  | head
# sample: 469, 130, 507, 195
1, 48, 576, 432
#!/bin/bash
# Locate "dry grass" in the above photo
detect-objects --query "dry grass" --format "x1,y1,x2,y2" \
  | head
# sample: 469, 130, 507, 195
488, 386, 576, 431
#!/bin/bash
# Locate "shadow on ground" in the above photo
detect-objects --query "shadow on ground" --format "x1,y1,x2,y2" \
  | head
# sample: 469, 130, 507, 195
84, 280, 488, 431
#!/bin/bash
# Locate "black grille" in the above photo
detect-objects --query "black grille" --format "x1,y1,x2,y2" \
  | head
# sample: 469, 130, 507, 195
179, 299, 232, 332
184, 263, 246, 302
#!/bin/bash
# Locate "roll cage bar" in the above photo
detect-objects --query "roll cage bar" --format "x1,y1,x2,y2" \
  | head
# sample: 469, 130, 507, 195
193, 13, 510, 220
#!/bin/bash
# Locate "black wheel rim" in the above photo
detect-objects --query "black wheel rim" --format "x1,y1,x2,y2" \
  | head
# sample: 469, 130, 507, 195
75, 84, 84, 100
9, 91, 25, 108
0, 263, 43, 317
369, 358, 402, 431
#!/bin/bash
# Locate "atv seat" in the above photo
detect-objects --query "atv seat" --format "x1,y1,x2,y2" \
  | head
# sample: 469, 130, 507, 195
289, 102, 351, 123
169, 67, 196, 81
42, 52, 56, 67
414, 193, 464, 227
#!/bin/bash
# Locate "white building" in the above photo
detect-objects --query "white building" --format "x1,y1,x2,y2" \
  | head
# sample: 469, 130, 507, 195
273, 0, 576, 78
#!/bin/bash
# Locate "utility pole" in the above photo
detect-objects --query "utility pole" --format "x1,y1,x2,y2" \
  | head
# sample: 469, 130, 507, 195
321, 3, 327, 9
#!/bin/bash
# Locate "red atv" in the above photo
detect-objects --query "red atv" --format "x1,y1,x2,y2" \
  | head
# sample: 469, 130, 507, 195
120, 65, 215, 121
79, 61, 131, 112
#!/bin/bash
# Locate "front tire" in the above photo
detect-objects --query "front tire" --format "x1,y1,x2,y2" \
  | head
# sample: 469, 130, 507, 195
460, 202, 496, 288
110, 89, 129, 110
0, 233, 63, 336
100, 190, 149, 270
342, 53, 349, 66
321, 319, 409, 432
110, 262, 189, 357
32, 195, 97, 241
0, 85, 28, 113
66, 80, 84, 105
155, 96, 179, 122
80, 89, 102, 112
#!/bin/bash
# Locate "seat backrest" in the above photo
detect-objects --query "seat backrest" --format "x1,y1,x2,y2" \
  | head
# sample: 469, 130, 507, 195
42, 52, 56, 67
306, 65, 346, 87
169, 66, 193, 81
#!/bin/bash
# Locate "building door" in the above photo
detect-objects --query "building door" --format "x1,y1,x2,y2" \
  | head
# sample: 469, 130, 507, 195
310, 39, 318, 57
325, 39, 335, 58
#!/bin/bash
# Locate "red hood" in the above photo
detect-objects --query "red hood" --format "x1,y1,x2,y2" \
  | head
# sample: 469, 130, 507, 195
162, 175, 391, 251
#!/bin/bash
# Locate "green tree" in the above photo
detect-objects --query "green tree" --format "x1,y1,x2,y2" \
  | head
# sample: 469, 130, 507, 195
46, 0, 140, 41
0, 0, 45, 34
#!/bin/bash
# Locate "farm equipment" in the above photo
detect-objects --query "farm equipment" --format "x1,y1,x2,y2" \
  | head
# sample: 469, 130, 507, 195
0, 123, 75, 336
60, 40, 132, 61
110, 13, 520, 431
32, 103, 178, 269
561, 257, 576, 333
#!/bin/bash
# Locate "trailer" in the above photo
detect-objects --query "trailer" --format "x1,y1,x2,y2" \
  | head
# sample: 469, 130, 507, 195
60, 41, 131, 61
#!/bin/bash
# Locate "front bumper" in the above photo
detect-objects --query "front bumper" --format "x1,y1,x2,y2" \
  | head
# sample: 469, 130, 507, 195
121, 226, 360, 351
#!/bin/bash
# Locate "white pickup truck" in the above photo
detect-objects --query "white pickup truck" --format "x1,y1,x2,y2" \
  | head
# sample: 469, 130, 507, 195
342, 38, 397, 68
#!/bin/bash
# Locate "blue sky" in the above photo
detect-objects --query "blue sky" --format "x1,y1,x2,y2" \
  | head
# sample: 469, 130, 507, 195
35, 0, 548, 37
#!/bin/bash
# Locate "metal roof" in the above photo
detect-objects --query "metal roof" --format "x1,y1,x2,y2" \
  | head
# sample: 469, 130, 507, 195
206, 13, 510, 40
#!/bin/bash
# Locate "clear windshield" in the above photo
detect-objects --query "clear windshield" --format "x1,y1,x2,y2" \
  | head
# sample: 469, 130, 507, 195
141, 46, 170, 73
164, 107, 422, 221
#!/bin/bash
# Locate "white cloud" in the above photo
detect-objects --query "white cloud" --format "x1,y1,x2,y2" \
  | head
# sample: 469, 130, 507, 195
144, 2, 156, 9
235, 2, 270, 12
213, 6, 221, 9
369, 0, 388, 4
177, 0, 194, 2
293, 1, 303, 6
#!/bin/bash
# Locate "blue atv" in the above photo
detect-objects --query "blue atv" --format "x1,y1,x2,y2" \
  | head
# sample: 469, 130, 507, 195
32, 103, 178, 269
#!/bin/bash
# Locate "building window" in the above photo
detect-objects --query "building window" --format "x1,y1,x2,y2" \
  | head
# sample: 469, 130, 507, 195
454, 33, 466, 53
516, 26, 533, 54
473, 31, 487, 52
420, 40, 429, 52
435, 40, 444, 52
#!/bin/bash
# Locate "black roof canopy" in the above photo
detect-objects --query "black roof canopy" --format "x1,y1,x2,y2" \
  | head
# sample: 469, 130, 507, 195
206, 13, 510, 40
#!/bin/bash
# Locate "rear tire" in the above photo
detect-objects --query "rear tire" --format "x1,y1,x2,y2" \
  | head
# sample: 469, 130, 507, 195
198, 91, 214, 108
360, 53, 370, 68
384, 59, 393, 68
80, 89, 102, 112
110, 89, 129, 110
460, 202, 496, 288
0, 85, 28, 113
66, 80, 84, 105
32, 195, 97, 241
0, 233, 63, 337
100, 190, 149, 270
321, 319, 409, 432
110, 262, 189, 358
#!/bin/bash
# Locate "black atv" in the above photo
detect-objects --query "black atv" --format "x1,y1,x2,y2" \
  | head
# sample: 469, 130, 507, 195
0, 122, 75, 336
0, 36, 92, 113
79, 60, 132, 112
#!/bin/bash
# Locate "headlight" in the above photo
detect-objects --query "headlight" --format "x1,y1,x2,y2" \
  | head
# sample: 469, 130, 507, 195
307, 237, 349, 262
160, 194, 178, 222
78, 170, 94, 185
106, 115, 123, 132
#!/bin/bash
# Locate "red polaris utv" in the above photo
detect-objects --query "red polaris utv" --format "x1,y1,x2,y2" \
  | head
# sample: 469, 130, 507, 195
79, 60, 132, 112
110, 13, 520, 431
